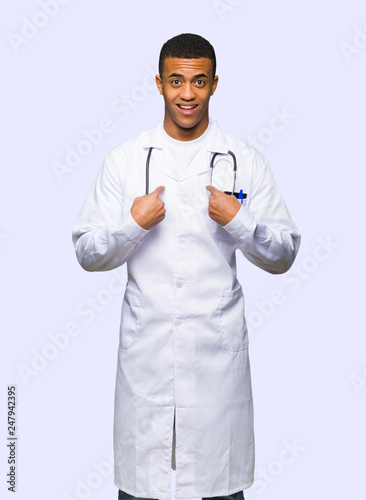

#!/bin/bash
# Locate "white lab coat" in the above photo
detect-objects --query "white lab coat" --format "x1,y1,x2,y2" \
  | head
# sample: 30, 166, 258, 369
72, 119, 301, 500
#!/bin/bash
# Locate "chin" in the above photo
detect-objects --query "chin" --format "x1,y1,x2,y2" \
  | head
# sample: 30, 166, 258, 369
175, 117, 201, 129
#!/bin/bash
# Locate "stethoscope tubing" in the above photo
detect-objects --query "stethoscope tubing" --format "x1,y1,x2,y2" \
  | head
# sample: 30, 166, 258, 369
145, 148, 237, 195
145, 147, 153, 196
209, 150, 237, 196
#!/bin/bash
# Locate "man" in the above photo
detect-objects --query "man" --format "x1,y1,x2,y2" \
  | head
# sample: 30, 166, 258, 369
72, 33, 301, 500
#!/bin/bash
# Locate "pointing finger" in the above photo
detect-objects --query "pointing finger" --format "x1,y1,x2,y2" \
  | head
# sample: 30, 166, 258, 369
152, 186, 165, 197
205, 185, 218, 195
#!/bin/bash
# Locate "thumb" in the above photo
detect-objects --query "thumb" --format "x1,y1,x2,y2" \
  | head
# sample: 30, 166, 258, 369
151, 185, 165, 197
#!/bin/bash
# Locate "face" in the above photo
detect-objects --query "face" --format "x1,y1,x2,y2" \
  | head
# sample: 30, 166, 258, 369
155, 57, 218, 140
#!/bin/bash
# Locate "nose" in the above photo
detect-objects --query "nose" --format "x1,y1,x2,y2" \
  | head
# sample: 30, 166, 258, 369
179, 83, 195, 101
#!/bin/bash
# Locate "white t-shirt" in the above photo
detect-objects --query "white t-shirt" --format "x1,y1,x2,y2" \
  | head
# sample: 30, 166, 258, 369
161, 122, 211, 180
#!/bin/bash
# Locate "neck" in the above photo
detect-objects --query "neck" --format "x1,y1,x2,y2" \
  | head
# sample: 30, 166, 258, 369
163, 115, 210, 141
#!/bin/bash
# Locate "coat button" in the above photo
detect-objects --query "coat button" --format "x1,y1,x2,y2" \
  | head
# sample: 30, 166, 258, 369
174, 319, 182, 327
182, 197, 189, 205
178, 237, 187, 246
175, 280, 184, 288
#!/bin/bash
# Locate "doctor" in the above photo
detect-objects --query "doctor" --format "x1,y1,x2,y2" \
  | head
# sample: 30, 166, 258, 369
72, 33, 301, 500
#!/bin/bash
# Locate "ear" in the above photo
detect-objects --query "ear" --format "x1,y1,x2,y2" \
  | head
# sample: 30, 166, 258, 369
211, 75, 219, 96
155, 74, 163, 95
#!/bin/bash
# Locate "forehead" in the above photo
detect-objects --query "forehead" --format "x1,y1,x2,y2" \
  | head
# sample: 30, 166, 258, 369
162, 57, 213, 77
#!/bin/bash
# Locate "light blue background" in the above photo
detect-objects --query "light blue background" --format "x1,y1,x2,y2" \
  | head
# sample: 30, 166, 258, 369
1, 0, 365, 499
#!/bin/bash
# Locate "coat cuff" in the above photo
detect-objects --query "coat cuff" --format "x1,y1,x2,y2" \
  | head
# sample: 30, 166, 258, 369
222, 206, 257, 239
115, 211, 149, 243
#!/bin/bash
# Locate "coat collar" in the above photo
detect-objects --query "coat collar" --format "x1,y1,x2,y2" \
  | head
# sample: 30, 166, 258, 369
142, 119, 229, 154
141, 119, 229, 181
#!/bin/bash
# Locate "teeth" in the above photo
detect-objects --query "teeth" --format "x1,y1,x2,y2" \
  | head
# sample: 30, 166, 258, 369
179, 105, 196, 109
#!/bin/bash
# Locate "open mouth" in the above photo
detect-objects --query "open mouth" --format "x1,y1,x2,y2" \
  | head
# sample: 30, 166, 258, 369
176, 104, 199, 115
177, 104, 198, 109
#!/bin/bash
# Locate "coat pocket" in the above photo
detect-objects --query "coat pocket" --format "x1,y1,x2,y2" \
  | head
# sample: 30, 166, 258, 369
218, 285, 248, 351
119, 286, 142, 349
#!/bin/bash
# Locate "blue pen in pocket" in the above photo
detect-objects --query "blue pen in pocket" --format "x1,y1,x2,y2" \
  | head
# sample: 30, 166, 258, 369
238, 189, 243, 204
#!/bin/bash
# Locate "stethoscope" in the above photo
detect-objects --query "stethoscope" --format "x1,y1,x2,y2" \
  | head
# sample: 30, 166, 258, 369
145, 147, 237, 195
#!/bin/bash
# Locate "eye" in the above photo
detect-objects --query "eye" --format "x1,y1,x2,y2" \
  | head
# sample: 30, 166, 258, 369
171, 79, 181, 85
195, 79, 206, 86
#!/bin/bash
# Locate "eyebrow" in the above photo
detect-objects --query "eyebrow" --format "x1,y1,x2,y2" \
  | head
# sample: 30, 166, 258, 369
167, 72, 209, 80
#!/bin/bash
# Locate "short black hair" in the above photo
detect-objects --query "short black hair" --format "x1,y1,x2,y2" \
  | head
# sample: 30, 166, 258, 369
159, 33, 216, 79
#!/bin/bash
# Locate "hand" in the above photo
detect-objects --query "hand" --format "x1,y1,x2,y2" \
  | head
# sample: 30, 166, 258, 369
131, 186, 166, 230
205, 185, 241, 226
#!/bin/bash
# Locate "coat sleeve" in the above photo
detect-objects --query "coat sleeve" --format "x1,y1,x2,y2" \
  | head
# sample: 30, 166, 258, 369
71, 150, 149, 272
222, 149, 301, 274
